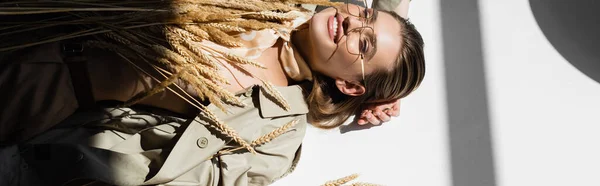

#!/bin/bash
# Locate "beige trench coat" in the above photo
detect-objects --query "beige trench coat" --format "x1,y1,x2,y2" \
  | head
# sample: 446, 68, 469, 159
0, 42, 310, 185
2, 85, 308, 186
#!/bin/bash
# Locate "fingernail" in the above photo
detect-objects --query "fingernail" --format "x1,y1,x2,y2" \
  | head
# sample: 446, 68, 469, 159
366, 114, 372, 118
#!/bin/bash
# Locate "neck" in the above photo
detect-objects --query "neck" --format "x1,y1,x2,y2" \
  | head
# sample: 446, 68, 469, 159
291, 28, 312, 66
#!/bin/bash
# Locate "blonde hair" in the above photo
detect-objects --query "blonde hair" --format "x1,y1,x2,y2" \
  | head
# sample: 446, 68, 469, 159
306, 10, 426, 129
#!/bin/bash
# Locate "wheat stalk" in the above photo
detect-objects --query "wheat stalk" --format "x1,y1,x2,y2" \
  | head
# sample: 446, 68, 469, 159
251, 119, 298, 146
242, 11, 298, 21
260, 79, 291, 111
181, 25, 210, 40
349, 183, 382, 186
170, 26, 202, 42
221, 52, 266, 69
322, 174, 360, 186
199, 73, 246, 107
123, 64, 192, 107
181, 39, 219, 69
203, 26, 243, 47
198, 109, 257, 154
206, 23, 246, 33
151, 44, 188, 65
223, 19, 282, 31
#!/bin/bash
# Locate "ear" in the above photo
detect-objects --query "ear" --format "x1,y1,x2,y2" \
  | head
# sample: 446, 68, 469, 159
335, 79, 366, 96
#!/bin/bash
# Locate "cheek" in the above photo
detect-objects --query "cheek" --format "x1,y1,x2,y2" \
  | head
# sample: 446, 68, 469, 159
344, 39, 360, 55
333, 39, 361, 65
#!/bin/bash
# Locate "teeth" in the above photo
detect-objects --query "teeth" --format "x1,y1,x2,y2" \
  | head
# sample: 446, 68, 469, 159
332, 18, 338, 37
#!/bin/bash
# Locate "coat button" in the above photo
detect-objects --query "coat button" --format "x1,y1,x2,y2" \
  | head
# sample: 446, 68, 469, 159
197, 137, 208, 148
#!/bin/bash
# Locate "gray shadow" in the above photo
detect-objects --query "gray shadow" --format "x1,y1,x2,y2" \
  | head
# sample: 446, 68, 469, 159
339, 119, 380, 134
530, 0, 600, 84
440, 0, 497, 186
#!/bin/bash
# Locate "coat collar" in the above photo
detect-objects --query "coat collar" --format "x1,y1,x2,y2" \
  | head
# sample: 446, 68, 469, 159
258, 85, 309, 118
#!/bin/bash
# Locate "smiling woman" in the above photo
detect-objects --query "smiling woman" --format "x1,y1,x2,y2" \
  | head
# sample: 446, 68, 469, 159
0, 0, 424, 185
295, 4, 425, 128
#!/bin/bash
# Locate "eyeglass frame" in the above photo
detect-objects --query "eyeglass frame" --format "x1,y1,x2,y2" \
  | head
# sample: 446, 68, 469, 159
338, 0, 377, 86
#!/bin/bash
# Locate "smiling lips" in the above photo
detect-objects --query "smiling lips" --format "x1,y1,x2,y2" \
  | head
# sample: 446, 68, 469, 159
328, 13, 343, 43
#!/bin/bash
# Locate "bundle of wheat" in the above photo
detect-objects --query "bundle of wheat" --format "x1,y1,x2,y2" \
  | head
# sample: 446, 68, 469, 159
0, 0, 340, 154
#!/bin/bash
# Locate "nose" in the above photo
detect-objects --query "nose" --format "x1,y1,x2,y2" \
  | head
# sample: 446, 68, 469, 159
343, 16, 365, 35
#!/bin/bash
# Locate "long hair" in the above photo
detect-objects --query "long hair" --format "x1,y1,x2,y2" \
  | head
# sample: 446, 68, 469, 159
305, 10, 426, 129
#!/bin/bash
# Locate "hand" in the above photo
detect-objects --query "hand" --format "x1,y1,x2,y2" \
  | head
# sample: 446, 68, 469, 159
357, 99, 401, 125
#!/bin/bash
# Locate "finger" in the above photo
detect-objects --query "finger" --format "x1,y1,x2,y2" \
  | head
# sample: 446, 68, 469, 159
390, 108, 400, 117
367, 112, 381, 125
357, 110, 370, 124
376, 110, 391, 122
371, 106, 384, 113
382, 107, 393, 116
357, 118, 368, 125
391, 102, 401, 116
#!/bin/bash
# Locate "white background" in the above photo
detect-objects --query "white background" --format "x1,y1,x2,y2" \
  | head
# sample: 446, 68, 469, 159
275, 0, 600, 185
275, 0, 450, 185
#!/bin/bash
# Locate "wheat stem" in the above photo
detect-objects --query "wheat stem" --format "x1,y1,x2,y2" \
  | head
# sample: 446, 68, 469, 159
322, 174, 360, 186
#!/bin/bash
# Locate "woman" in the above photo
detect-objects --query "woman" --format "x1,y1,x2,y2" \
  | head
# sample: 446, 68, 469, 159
0, 1, 424, 185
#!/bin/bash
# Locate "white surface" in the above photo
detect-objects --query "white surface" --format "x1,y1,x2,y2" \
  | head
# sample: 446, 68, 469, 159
479, 0, 600, 186
273, 0, 450, 185
278, 0, 600, 185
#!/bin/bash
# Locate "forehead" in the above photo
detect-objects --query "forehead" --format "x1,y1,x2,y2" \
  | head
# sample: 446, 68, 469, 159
372, 12, 402, 69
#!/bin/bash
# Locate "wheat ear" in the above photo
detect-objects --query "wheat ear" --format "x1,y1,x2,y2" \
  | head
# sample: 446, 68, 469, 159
182, 25, 210, 40
350, 183, 382, 186
198, 109, 256, 154
122, 65, 191, 107
170, 26, 202, 42
151, 44, 188, 65
248, 0, 299, 12
322, 174, 360, 186
225, 19, 282, 31
206, 23, 246, 33
251, 119, 298, 146
199, 72, 246, 107
221, 52, 266, 69
181, 39, 219, 69
195, 0, 264, 12
260, 79, 291, 111
179, 69, 245, 111
242, 11, 297, 21
190, 61, 230, 85
203, 26, 243, 47
176, 9, 240, 23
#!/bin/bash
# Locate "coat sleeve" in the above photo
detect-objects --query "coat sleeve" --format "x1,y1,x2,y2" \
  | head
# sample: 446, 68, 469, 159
0, 42, 78, 143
